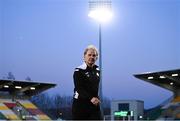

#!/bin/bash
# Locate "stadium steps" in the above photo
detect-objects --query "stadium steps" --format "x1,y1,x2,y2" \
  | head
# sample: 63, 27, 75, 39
172, 96, 180, 103
17, 100, 51, 120
157, 96, 180, 120
0, 99, 51, 120
0, 112, 6, 119
0, 99, 20, 120
172, 106, 180, 119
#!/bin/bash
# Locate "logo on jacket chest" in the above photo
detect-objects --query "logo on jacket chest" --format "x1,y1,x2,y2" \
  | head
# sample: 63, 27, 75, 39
85, 71, 99, 78
85, 72, 90, 77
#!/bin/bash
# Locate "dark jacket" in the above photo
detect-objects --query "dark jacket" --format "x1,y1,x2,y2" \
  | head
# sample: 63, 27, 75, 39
73, 62, 100, 101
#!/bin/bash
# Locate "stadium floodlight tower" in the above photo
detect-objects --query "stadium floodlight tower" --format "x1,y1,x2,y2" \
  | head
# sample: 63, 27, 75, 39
88, 0, 113, 118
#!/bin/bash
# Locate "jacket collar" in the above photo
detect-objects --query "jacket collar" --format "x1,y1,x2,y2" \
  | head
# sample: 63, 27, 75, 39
77, 62, 98, 70
77, 62, 87, 70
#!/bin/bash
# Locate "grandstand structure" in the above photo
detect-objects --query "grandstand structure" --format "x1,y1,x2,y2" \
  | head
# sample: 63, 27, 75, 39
134, 69, 180, 120
0, 79, 56, 120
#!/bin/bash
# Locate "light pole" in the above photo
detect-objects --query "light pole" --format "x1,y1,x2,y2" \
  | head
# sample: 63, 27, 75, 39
98, 23, 102, 108
88, 0, 113, 118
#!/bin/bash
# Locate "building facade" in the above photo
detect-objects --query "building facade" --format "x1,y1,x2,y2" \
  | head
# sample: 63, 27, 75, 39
111, 100, 144, 120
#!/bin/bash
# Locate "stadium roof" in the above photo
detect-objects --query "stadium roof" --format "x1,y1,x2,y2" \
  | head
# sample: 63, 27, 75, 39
134, 69, 180, 91
0, 79, 56, 96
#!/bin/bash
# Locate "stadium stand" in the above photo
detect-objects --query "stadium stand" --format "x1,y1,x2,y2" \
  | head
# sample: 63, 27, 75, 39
0, 79, 56, 120
172, 96, 180, 102
134, 69, 180, 120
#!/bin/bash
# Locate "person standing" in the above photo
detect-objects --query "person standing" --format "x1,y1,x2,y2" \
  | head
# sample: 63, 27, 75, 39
72, 45, 102, 120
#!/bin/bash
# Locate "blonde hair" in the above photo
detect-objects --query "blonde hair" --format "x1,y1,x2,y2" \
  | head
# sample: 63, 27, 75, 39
84, 45, 98, 57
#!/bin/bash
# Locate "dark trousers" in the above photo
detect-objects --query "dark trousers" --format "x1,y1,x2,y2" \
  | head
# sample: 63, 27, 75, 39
72, 99, 102, 120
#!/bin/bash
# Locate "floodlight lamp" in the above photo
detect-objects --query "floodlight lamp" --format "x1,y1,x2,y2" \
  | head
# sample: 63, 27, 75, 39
88, 0, 113, 23
172, 73, 178, 77
148, 76, 153, 79
30, 87, 36, 90
88, 8, 113, 23
15, 86, 22, 89
4, 85, 9, 88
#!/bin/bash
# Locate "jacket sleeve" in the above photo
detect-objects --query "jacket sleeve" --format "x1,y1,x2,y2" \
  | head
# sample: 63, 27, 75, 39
73, 70, 93, 101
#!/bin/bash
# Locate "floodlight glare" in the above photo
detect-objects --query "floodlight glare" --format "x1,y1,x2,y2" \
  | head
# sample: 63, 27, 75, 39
148, 76, 154, 79
30, 87, 36, 90
88, 0, 113, 23
160, 75, 166, 79
172, 73, 178, 77
88, 8, 113, 23
4, 85, 9, 88
15, 86, 22, 89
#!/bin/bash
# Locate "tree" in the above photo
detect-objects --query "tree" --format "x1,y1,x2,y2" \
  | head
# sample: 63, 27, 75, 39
7, 72, 15, 80
25, 76, 32, 81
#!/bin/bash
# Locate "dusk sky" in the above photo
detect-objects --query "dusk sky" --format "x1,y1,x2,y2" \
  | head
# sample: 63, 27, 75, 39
0, 0, 180, 109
